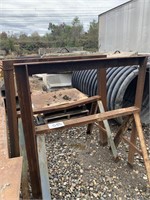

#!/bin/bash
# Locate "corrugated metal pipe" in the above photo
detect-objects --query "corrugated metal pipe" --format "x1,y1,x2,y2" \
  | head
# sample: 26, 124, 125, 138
72, 61, 150, 124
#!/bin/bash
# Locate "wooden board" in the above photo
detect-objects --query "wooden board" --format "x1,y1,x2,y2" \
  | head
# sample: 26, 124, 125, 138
36, 106, 139, 134
0, 157, 22, 200
17, 94, 100, 117
114, 116, 133, 147
134, 113, 150, 184
31, 88, 88, 109
44, 109, 89, 123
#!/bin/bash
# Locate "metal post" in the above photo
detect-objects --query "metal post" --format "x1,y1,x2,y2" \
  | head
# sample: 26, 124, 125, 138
3, 60, 20, 157
97, 68, 108, 145
15, 65, 42, 198
134, 57, 148, 109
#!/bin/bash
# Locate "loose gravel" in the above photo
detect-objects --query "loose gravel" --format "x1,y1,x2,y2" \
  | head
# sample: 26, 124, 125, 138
45, 124, 150, 200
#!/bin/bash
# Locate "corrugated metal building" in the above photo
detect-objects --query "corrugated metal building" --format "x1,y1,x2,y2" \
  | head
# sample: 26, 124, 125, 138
98, 0, 150, 53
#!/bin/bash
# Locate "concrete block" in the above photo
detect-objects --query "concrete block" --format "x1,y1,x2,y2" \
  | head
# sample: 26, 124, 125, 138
42, 74, 72, 89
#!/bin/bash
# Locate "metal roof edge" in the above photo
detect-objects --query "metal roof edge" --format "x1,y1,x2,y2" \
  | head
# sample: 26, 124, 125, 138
98, 0, 134, 17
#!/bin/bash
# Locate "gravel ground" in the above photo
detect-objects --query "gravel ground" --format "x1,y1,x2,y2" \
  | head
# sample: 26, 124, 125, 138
45, 124, 150, 200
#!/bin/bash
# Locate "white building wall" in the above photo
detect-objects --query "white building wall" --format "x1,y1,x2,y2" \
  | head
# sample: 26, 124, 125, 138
98, 0, 150, 53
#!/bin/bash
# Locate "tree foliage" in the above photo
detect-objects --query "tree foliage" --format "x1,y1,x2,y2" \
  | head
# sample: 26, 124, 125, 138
0, 17, 98, 55
48, 17, 84, 47
0, 32, 15, 54
83, 20, 98, 51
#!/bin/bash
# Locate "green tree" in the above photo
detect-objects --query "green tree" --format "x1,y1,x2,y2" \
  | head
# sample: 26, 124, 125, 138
48, 17, 84, 47
71, 17, 84, 46
48, 22, 71, 47
18, 33, 30, 53
1, 32, 8, 39
0, 32, 15, 54
84, 20, 98, 51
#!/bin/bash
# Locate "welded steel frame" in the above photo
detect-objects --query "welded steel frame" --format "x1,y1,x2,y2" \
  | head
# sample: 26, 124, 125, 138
3, 55, 148, 198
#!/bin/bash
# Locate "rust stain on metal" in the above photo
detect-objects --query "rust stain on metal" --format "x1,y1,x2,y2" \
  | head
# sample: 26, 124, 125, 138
0, 157, 22, 200
0, 96, 8, 159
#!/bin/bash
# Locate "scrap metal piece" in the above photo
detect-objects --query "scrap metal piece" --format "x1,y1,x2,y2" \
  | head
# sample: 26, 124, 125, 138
37, 134, 51, 200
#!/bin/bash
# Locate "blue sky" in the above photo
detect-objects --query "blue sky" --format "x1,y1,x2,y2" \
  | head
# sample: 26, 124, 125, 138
0, 0, 129, 35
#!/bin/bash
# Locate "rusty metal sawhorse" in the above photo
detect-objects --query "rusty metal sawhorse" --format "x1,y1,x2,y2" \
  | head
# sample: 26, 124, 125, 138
3, 55, 150, 199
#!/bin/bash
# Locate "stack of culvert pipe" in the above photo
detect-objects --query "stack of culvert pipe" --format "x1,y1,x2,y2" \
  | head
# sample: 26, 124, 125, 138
72, 60, 150, 124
